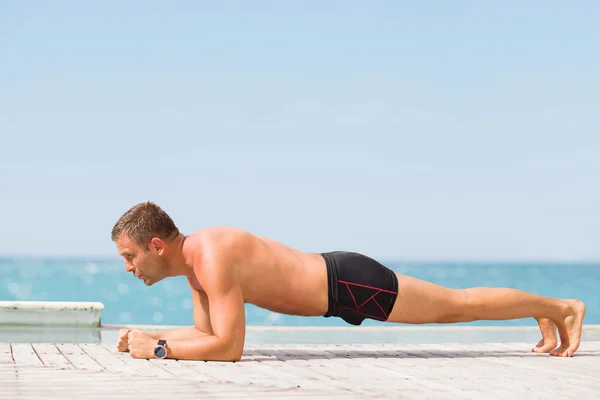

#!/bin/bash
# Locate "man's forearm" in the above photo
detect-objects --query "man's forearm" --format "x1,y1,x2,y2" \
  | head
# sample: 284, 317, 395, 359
147, 327, 210, 341
164, 335, 242, 362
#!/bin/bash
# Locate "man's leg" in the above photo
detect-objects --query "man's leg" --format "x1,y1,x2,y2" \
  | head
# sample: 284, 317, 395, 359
387, 274, 586, 357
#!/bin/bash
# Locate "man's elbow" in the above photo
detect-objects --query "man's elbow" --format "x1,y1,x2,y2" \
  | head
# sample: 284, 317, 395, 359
219, 341, 243, 362
229, 347, 243, 362
200, 335, 243, 362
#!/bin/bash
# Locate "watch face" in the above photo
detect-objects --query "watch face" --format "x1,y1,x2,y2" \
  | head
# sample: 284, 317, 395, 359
154, 346, 166, 358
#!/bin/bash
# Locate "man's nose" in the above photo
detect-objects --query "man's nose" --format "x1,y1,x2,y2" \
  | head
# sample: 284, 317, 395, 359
125, 262, 134, 273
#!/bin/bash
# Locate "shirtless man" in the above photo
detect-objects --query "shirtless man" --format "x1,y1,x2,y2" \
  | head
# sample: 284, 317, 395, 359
111, 202, 586, 361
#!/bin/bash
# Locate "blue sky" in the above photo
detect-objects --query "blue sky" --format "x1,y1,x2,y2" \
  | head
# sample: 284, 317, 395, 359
1, 1, 598, 260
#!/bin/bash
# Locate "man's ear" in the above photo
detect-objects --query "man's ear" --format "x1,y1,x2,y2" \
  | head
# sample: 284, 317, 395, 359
150, 237, 164, 255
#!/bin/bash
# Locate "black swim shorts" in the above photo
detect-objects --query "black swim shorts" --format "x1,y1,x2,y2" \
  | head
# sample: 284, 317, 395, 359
321, 251, 399, 326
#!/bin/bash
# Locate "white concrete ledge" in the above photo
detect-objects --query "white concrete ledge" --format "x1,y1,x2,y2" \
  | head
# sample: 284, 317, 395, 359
0, 301, 104, 327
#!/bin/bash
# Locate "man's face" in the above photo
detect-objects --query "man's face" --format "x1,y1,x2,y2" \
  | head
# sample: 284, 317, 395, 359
116, 234, 166, 286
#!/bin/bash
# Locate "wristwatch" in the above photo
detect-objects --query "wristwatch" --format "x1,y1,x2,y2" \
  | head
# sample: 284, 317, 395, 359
154, 339, 168, 359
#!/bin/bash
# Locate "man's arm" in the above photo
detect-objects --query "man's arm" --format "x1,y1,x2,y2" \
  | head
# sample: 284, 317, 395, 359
161, 252, 246, 362
118, 282, 213, 352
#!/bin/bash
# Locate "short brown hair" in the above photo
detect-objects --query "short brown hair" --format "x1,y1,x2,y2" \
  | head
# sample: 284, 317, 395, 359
111, 201, 179, 247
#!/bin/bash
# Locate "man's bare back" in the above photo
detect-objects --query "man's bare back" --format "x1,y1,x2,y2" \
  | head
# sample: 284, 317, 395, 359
183, 227, 331, 318
111, 202, 586, 362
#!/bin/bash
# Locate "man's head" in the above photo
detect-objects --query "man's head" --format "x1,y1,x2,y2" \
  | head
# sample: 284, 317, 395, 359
111, 201, 180, 285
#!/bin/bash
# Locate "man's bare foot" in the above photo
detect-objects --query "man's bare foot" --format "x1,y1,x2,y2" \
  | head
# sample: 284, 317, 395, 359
532, 317, 557, 353
550, 299, 586, 357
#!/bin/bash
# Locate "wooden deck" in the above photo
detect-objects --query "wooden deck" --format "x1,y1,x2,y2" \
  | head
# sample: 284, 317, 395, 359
2, 341, 599, 399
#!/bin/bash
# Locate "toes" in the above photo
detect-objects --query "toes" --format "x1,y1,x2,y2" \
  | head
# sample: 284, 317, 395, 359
533, 343, 556, 353
532, 338, 558, 354
532, 339, 544, 352
567, 345, 579, 357
549, 340, 580, 357
549, 346, 570, 357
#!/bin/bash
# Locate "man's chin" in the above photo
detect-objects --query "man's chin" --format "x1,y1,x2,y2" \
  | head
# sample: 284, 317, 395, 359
142, 277, 162, 286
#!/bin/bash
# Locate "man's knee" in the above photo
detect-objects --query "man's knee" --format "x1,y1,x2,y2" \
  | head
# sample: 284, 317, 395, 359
435, 289, 473, 323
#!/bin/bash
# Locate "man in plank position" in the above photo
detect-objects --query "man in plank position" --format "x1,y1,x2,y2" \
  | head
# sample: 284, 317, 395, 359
112, 202, 586, 361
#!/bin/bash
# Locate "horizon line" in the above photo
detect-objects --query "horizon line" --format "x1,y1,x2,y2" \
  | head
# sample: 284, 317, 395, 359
1, 252, 598, 265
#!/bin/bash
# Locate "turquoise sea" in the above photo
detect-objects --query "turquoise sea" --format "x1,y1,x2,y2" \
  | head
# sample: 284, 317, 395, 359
1, 257, 598, 327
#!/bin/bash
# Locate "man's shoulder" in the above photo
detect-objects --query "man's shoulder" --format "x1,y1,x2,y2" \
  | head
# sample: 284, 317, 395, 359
182, 227, 253, 288
185, 226, 251, 246
182, 226, 254, 262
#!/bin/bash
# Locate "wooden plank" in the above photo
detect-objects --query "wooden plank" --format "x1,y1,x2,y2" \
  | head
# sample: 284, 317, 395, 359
31, 344, 74, 370
467, 346, 600, 399
433, 343, 499, 358
393, 343, 455, 359
250, 346, 370, 396
293, 344, 387, 378
0, 343, 14, 364
175, 359, 250, 385
321, 345, 421, 381
241, 345, 341, 391
303, 344, 456, 397
350, 344, 452, 380
148, 358, 221, 383
365, 344, 524, 396
79, 343, 139, 375
288, 344, 411, 397
0, 365, 18, 395
462, 343, 598, 380
436, 342, 600, 391
248, 348, 349, 392
0, 365, 255, 399
11, 343, 43, 367
54, 343, 105, 372
181, 357, 306, 389
353, 343, 436, 359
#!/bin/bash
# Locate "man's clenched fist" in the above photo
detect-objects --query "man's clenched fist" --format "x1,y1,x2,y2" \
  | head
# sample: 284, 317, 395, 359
116, 328, 131, 352
127, 329, 157, 359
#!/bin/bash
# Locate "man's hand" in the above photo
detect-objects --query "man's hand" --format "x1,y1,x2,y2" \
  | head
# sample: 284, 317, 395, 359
127, 329, 157, 359
116, 329, 131, 352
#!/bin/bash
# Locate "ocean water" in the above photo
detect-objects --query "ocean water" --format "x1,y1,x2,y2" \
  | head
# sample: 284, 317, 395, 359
1, 256, 598, 327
